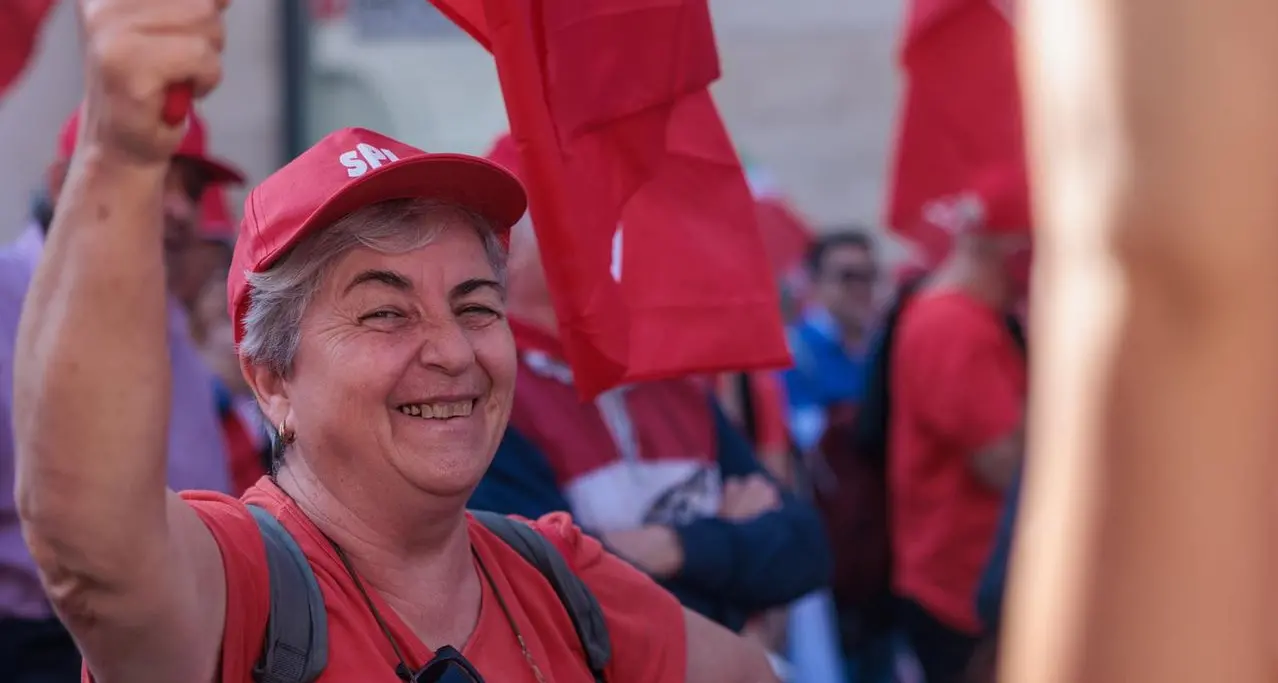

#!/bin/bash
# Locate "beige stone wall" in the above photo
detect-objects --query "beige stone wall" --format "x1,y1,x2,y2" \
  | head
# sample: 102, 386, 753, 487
0, 0, 901, 241
713, 0, 903, 230
0, 0, 280, 241
0, 1, 82, 240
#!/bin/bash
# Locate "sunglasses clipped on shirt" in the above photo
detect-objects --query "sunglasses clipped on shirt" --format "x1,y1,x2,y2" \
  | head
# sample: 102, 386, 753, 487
397, 645, 487, 683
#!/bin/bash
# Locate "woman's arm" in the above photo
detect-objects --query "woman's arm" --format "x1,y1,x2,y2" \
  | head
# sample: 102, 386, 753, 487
13, 2, 230, 682
684, 608, 780, 683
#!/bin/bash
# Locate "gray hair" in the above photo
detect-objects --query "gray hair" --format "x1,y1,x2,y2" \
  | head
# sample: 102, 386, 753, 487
238, 198, 508, 375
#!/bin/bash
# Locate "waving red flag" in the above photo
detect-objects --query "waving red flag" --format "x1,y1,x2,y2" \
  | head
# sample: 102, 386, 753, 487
429, 0, 488, 45
433, 0, 789, 397
887, 0, 1030, 251
0, 0, 57, 100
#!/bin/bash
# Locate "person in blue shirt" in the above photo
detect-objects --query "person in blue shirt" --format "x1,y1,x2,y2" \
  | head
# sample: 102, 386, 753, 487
781, 230, 890, 683
783, 230, 880, 452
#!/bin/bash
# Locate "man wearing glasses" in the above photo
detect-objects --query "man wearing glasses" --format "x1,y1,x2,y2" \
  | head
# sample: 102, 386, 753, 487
783, 230, 881, 455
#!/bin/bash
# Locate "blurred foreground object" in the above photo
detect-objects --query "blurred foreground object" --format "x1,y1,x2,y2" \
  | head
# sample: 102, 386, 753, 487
1004, 0, 1278, 681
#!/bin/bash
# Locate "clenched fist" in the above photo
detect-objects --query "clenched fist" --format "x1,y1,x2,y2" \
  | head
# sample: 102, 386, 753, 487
78, 0, 228, 166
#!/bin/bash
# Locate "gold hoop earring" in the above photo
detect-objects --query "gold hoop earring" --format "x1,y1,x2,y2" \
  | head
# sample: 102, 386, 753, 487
278, 419, 296, 446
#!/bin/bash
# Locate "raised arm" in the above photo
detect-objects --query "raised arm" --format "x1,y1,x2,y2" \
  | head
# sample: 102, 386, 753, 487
13, 2, 231, 681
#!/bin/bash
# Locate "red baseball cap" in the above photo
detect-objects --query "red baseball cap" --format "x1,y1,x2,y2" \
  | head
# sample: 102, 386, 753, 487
969, 165, 1031, 234
57, 107, 245, 185
228, 127, 527, 345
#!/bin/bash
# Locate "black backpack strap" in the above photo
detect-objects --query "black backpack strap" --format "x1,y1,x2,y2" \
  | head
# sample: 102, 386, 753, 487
1004, 314, 1028, 354
471, 510, 611, 683
734, 372, 760, 447
248, 504, 329, 683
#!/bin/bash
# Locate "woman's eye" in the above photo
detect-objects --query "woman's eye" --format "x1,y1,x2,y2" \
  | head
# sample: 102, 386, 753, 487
459, 305, 502, 320
359, 309, 404, 321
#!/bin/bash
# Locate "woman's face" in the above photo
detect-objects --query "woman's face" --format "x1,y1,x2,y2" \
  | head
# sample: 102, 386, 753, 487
281, 215, 516, 499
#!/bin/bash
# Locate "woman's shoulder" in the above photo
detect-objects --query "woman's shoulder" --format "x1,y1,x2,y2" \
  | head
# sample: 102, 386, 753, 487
180, 478, 285, 529
470, 512, 686, 623
180, 487, 257, 531
469, 512, 688, 680
469, 510, 586, 567
176, 481, 293, 602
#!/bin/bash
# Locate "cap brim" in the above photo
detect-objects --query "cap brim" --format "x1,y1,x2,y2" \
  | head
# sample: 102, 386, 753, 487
291, 154, 527, 255
179, 154, 246, 185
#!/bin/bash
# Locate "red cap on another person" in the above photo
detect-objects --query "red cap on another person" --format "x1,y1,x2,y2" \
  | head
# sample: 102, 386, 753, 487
200, 185, 236, 240
57, 107, 245, 185
968, 166, 1030, 234
899, 165, 1032, 280
227, 127, 528, 345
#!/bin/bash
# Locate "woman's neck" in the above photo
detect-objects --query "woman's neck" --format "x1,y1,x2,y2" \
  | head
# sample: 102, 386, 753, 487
275, 460, 483, 646
277, 459, 472, 578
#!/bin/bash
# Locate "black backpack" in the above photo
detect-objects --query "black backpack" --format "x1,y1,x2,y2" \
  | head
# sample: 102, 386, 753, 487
247, 506, 612, 683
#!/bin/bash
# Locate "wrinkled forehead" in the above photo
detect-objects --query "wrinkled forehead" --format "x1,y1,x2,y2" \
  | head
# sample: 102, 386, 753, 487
317, 218, 502, 298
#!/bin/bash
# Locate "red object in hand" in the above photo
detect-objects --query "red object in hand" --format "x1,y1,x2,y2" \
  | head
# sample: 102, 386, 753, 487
162, 83, 192, 126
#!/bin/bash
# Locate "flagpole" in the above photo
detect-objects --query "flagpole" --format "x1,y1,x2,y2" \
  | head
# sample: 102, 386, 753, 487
1004, 0, 1278, 681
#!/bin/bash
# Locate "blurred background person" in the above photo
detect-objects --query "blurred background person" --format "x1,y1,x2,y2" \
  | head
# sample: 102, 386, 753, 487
884, 184, 1028, 683
782, 230, 880, 457
467, 160, 831, 675
780, 229, 896, 683
184, 185, 271, 494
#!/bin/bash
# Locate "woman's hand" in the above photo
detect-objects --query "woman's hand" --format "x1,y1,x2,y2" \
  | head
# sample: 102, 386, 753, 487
77, 0, 226, 167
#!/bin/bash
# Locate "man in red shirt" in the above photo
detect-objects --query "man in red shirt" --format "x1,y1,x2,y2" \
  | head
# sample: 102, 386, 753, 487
888, 186, 1029, 683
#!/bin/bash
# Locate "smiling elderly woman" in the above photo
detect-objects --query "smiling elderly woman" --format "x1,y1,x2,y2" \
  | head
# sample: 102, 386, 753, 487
13, 15, 777, 683
15, 123, 783, 683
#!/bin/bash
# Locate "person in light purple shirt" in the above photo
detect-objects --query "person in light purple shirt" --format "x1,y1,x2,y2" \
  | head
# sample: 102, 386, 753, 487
0, 107, 243, 683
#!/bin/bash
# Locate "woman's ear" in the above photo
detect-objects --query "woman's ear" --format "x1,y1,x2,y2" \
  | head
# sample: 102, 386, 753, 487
241, 356, 289, 430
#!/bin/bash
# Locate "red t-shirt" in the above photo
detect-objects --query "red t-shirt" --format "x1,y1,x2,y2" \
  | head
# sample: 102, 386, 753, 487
173, 480, 685, 682
888, 291, 1025, 634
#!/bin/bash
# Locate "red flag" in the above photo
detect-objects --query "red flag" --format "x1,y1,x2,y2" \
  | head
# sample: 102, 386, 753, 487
755, 197, 814, 279
435, 0, 789, 397
0, 0, 57, 100
886, 0, 1030, 251
430, 0, 488, 45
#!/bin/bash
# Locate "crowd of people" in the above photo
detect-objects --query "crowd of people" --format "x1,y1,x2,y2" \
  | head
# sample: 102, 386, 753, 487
0, 5, 1034, 683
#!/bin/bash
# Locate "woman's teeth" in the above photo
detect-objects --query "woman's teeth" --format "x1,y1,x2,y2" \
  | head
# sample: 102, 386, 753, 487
397, 400, 475, 419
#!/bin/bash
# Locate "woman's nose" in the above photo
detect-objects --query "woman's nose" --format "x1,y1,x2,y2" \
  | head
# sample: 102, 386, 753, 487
415, 316, 478, 376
